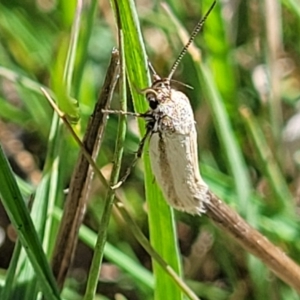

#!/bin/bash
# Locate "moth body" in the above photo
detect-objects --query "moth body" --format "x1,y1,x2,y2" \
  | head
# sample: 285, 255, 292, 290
111, 1, 215, 213
145, 80, 209, 214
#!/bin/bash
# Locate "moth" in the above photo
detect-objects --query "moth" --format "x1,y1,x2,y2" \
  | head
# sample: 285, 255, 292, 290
106, 1, 216, 215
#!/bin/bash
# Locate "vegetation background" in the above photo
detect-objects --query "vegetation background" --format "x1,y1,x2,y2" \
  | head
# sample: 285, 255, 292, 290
0, 0, 300, 299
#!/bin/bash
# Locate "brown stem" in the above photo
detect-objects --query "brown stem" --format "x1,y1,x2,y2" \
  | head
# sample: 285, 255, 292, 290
51, 49, 120, 289
205, 191, 300, 293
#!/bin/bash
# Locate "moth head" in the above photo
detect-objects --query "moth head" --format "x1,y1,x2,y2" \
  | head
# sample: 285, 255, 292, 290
147, 78, 172, 108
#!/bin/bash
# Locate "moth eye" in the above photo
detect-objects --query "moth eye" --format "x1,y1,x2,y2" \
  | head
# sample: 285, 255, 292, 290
146, 93, 158, 109
149, 100, 158, 109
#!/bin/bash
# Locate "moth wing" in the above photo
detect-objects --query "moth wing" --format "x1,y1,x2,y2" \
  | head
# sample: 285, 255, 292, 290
149, 126, 208, 215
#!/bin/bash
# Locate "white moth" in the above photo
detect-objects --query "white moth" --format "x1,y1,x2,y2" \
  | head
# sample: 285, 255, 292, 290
143, 78, 209, 215
106, 1, 215, 215
141, 2, 216, 215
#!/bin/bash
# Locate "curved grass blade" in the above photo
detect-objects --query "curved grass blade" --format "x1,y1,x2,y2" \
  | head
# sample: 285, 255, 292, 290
0, 144, 61, 300
114, 1, 184, 299
51, 0, 83, 123
240, 107, 293, 212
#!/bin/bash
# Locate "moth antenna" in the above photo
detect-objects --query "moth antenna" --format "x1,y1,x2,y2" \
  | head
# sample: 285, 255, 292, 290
148, 60, 161, 81
170, 79, 193, 90
148, 60, 157, 75
167, 0, 216, 81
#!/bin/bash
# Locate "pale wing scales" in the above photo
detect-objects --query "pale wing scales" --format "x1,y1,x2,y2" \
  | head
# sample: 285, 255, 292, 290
149, 125, 208, 215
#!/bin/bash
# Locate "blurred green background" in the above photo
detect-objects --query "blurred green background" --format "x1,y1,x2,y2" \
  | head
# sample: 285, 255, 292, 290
0, 0, 300, 299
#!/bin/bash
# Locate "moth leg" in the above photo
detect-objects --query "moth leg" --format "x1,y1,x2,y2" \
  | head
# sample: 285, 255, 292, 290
111, 127, 152, 189
102, 109, 148, 118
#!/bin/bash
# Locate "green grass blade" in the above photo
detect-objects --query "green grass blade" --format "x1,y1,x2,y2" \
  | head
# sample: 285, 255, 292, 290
84, 35, 125, 300
240, 107, 293, 211
0, 67, 48, 93
114, 1, 184, 299
283, 0, 300, 17
51, 1, 82, 123
198, 64, 252, 214
11, 110, 63, 299
0, 96, 30, 125
52, 207, 154, 290
202, 0, 237, 111
73, 0, 99, 97
200, 1, 252, 216
0, 239, 22, 300
0, 144, 61, 300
